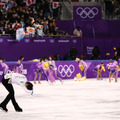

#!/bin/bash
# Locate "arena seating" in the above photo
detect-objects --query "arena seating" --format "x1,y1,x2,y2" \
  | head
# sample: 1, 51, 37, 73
0, 0, 62, 36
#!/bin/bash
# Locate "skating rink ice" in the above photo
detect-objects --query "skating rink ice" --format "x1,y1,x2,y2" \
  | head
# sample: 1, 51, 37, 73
0, 79, 120, 120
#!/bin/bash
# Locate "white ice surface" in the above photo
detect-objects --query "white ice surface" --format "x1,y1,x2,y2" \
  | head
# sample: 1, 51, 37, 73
0, 79, 120, 120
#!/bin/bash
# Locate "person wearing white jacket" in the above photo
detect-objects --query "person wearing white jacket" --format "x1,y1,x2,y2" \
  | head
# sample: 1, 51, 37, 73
0, 72, 33, 112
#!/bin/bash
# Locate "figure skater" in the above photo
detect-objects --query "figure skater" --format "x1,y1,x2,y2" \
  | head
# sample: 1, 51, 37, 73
40, 57, 50, 82
18, 56, 24, 73
107, 59, 117, 82
117, 56, 120, 69
0, 57, 9, 74
30, 57, 49, 83
113, 58, 118, 79
75, 57, 88, 79
34, 58, 43, 84
93, 62, 105, 80
0, 72, 33, 112
14, 59, 23, 74
43, 58, 55, 84
48, 56, 63, 84
47, 68, 56, 84
19, 56, 24, 63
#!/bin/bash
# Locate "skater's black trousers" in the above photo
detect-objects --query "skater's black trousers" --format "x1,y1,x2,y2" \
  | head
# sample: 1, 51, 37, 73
0, 76, 21, 110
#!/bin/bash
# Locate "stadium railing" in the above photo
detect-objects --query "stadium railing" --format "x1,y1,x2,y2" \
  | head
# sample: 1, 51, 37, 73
0, 34, 83, 38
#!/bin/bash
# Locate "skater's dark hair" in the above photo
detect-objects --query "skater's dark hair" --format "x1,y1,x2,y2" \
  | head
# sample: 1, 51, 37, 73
80, 56, 83, 60
0, 56, 3, 60
44, 57, 48, 61
42, 57, 45, 61
3, 59, 5, 63
26, 82, 33, 90
45, 57, 48, 59
101, 62, 104, 64
19, 56, 24, 60
39, 58, 43, 62
49, 56, 54, 60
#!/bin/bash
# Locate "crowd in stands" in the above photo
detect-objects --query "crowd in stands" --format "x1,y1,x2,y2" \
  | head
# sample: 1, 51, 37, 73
104, 0, 120, 19
0, 0, 64, 36
112, 0, 120, 18
1, 0, 120, 38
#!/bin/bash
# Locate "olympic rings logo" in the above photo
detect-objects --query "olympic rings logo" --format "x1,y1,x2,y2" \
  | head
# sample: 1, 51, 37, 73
58, 65, 75, 77
76, 7, 98, 18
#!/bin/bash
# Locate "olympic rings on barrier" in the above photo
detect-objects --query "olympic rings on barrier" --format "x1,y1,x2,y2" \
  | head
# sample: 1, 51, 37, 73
58, 65, 75, 77
76, 7, 98, 18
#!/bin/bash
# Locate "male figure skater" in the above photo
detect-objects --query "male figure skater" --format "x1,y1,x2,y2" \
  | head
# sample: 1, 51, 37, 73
0, 72, 33, 112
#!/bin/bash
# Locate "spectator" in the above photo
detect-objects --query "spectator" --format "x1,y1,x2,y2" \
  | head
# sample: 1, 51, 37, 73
80, 54, 85, 60
104, 0, 115, 19
5, 24, 13, 34
52, 1, 61, 19
6, 1, 13, 10
113, 51, 118, 60
20, 19, 25, 28
0, 26, 5, 34
49, 23, 57, 35
70, 46, 77, 60
0, 11, 3, 20
63, 52, 72, 60
43, 23, 49, 34
91, 46, 101, 60
37, 27, 44, 37
117, 47, 120, 56
33, 21, 41, 29
43, 0, 52, 17
64, 32, 70, 38
73, 26, 82, 38
45, 29, 50, 36
54, 53, 61, 61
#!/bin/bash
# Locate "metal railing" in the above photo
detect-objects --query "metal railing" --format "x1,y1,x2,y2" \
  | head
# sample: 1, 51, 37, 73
0, 34, 83, 38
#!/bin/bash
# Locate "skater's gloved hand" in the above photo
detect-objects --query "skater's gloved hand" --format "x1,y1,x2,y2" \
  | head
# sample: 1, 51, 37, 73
31, 90, 33, 96
8, 79, 12, 84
